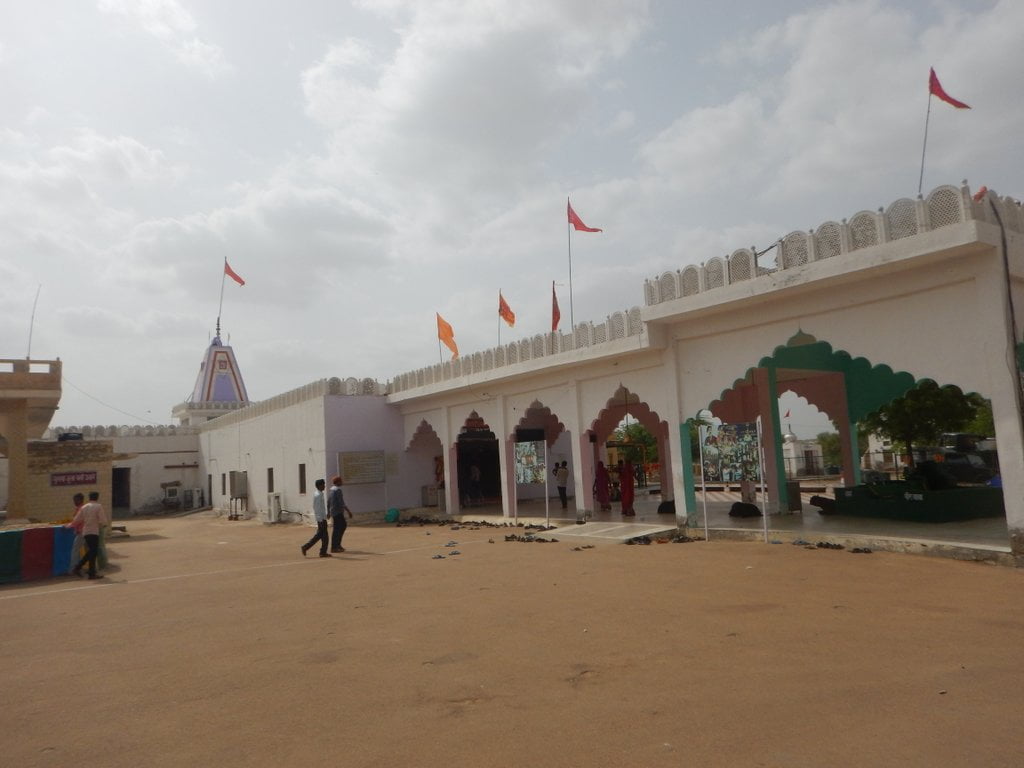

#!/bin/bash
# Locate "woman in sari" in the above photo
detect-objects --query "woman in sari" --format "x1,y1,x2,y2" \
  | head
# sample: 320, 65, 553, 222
593, 461, 612, 511
619, 459, 636, 516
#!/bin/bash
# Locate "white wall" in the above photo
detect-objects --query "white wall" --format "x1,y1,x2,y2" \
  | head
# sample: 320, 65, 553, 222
200, 395, 327, 519
112, 433, 201, 513
324, 395, 423, 513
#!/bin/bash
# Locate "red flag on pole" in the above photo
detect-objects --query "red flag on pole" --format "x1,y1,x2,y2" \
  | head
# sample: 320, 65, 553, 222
498, 292, 515, 327
928, 68, 970, 109
436, 313, 458, 359
784, 409, 790, 418
551, 282, 561, 332
567, 200, 602, 232
224, 260, 245, 286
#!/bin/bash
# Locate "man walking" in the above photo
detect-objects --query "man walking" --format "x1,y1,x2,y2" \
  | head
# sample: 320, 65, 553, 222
300, 479, 330, 558
328, 475, 353, 553
71, 491, 109, 580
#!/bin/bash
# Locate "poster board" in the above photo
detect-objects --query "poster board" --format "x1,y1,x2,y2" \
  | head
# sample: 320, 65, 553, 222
514, 441, 547, 485
700, 422, 760, 483
338, 450, 386, 485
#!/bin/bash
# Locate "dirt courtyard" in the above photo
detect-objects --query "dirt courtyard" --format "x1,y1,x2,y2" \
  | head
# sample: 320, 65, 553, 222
3, 513, 1022, 768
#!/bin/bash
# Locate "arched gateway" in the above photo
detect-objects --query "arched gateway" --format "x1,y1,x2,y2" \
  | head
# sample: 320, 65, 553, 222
392, 183, 1024, 556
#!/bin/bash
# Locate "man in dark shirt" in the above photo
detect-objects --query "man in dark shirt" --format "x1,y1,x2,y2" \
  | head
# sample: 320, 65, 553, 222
328, 475, 353, 552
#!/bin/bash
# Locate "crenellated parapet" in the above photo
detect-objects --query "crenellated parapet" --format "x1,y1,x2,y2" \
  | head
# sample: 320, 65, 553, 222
50, 424, 198, 438
390, 307, 644, 393
644, 183, 1023, 306
193, 376, 388, 431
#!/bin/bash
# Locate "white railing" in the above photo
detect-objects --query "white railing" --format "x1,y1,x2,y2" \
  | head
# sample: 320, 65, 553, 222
644, 182, 1023, 306
390, 308, 644, 393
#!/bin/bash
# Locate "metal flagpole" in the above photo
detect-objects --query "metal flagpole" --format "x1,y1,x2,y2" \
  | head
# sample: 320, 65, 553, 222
217, 257, 228, 338
917, 92, 933, 197
567, 198, 574, 331
756, 416, 768, 543
513, 454, 519, 525
697, 420, 709, 541
26, 284, 41, 358
544, 441, 550, 528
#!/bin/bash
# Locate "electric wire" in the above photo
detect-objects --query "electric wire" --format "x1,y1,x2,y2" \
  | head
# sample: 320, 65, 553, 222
60, 375, 161, 426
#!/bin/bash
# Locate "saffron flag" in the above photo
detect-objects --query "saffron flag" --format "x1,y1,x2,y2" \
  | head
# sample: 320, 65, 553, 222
972, 185, 988, 202
551, 281, 561, 332
436, 313, 459, 359
567, 200, 602, 232
928, 68, 970, 109
784, 409, 790, 418
224, 260, 245, 286
498, 292, 515, 327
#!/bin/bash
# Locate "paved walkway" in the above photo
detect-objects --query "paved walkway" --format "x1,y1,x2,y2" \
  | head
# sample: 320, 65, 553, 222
453, 486, 1012, 555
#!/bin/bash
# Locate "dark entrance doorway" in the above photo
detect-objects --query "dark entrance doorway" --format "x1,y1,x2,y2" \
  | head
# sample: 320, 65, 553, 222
112, 467, 131, 513
456, 412, 500, 506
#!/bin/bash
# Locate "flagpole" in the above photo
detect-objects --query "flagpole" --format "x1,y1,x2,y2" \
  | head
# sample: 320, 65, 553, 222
497, 290, 501, 348
217, 257, 228, 338
917, 93, 933, 197
566, 198, 574, 331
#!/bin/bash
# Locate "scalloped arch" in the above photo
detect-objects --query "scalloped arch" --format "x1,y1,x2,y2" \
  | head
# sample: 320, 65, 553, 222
406, 419, 442, 451
591, 385, 666, 440
708, 333, 918, 422
512, 400, 565, 444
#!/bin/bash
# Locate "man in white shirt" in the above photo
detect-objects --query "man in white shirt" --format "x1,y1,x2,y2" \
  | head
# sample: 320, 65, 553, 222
300, 479, 331, 558
71, 491, 110, 579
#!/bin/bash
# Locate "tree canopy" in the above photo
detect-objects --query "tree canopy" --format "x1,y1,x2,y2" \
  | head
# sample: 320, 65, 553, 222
861, 381, 989, 464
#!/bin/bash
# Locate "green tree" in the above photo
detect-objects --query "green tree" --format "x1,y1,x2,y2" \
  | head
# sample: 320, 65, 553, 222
817, 432, 842, 469
861, 381, 982, 466
612, 422, 658, 464
964, 395, 994, 437
816, 429, 869, 470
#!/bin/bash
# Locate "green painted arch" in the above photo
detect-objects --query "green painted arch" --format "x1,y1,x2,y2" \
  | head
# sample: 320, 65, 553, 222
710, 333, 917, 422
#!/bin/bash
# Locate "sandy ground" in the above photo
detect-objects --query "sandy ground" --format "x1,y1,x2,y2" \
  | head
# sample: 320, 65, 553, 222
2, 513, 1022, 768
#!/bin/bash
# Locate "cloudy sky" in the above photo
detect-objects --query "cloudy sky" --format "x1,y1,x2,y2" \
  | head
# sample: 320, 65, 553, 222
2, 0, 1021, 436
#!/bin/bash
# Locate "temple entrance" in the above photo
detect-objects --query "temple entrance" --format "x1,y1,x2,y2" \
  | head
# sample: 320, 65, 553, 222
456, 412, 500, 506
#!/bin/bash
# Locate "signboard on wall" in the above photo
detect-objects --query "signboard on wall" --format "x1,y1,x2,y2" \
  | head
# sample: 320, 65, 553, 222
339, 450, 386, 484
50, 471, 98, 487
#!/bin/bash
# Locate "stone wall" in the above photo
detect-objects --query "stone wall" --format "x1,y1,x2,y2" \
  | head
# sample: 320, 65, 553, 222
24, 440, 113, 522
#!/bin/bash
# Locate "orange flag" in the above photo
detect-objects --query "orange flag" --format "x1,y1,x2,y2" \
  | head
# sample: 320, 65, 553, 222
567, 200, 602, 232
551, 282, 561, 332
928, 67, 970, 109
498, 292, 515, 327
224, 259, 245, 286
436, 313, 458, 359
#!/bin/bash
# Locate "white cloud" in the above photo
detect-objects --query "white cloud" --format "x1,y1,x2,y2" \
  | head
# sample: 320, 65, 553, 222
4, 0, 1024, 426
97, 0, 230, 78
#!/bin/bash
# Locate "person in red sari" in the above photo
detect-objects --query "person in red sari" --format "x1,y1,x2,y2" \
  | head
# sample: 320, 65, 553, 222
593, 461, 612, 511
619, 459, 636, 516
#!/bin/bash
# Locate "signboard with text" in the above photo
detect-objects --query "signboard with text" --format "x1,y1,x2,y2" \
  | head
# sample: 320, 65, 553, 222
51, 471, 98, 487
339, 451, 386, 485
